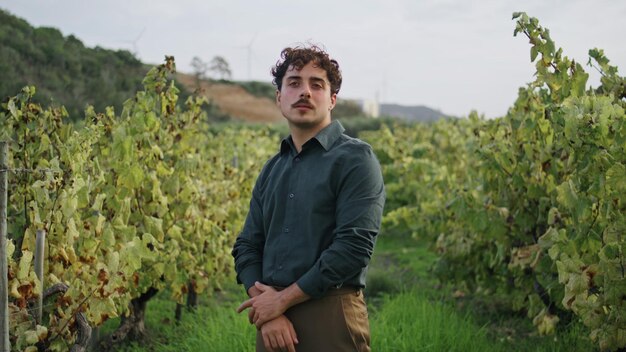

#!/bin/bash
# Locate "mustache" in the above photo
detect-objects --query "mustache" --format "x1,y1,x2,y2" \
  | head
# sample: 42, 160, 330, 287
292, 99, 314, 108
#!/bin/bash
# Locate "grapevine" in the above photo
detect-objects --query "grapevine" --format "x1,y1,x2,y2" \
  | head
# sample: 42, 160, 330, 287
1, 58, 276, 350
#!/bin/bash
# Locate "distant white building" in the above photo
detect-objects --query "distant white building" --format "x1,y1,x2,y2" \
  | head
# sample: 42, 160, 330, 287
359, 99, 379, 118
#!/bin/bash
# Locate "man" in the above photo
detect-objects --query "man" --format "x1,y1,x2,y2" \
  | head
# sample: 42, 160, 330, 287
232, 44, 385, 352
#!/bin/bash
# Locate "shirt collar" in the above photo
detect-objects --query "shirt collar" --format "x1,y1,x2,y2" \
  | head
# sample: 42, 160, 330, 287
280, 136, 296, 155
280, 120, 345, 155
314, 120, 345, 151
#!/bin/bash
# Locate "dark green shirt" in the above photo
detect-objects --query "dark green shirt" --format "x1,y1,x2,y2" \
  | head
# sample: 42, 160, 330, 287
232, 120, 385, 298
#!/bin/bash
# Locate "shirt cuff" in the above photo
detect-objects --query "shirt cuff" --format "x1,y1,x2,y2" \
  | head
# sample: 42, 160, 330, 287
296, 266, 330, 299
237, 264, 262, 292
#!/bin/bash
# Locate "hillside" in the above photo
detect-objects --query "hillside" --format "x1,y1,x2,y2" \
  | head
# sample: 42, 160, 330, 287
0, 8, 449, 124
175, 74, 284, 123
0, 9, 149, 120
0, 8, 281, 123
380, 103, 450, 121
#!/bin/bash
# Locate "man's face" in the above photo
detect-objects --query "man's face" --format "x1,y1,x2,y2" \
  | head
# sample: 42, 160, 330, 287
276, 61, 337, 131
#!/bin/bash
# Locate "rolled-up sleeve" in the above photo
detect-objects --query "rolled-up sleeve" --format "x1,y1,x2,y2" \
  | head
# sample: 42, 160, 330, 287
297, 146, 385, 298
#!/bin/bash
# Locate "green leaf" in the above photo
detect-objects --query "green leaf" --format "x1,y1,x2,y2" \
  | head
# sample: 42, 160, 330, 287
512, 12, 523, 20
76, 185, 90, 209
61, 193, 78, 219
7, 98, 17, 117
573, 73, 589, 97
144, 216, 164, 241
94, 213, 106, 236
599, 243, 620, 261
167, 225, 183, 242
547, 208, 561, 225
81, 236, 99, 252
556, 180, 578, 210
102, 226, 116, 248
111, 133, 133, 161
605, 163, 625, 192
106, 251, 120, 273
22, 329, 40, 345
91, 193, 107, 212
18, 251, 34, 280
145, 111, 160, 132
7, 240, 15, 258
548, 244, 560, 260
86, 297, 118, 325
117, 164, 145, 189
124, 239, 143, 271
531, 46, 538, 62
539, 227, 557, 249
66, 218, 79, 243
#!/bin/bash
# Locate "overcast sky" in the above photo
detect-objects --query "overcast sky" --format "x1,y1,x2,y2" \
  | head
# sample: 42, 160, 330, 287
1, 0, 624, 118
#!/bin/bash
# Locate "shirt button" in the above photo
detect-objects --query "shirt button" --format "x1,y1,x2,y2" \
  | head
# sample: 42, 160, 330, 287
289, 193, 294, 199
278, 265, 283, 270
295, 157, 301, 162
284, 227, 289, 233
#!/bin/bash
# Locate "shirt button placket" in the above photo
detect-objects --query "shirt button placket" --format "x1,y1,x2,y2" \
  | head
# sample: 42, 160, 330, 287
280, 154, 298, 273
287, 157, 298, 237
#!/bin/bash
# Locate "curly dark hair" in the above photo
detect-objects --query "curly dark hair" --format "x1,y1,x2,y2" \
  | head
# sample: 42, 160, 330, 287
271, 45, 342, 96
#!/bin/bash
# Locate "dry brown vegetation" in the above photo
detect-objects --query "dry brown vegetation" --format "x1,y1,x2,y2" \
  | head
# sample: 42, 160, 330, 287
176, 73, 284, 123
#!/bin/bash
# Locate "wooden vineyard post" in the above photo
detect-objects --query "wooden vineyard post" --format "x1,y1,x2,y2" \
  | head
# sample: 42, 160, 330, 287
34, 229, 46, 324
0, 141, 10, 352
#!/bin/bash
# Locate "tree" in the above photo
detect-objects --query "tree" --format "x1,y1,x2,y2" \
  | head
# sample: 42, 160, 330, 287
190, 56, 208, 88
209, 56, 232, 80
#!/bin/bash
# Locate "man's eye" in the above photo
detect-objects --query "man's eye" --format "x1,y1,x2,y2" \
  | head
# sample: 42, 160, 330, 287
289, 81, 299, 87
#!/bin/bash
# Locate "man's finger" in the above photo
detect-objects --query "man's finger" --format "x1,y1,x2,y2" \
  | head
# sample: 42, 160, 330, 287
276, 335, 286, 351
269, 334, 279, 350
253, 311, 261, 327
236, 299, 253, 313
254, 281, 271, 292
288, 323, 299, 345
248, 308, 255, 324
282, 330, 296, 352
254, 312, 271, 329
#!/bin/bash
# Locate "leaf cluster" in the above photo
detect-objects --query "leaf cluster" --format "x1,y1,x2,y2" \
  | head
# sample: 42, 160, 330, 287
0, 57, 277, 350
363, 13, 626, 351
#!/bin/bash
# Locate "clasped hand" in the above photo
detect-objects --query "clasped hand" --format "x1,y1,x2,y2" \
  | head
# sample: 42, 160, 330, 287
237, 282, 286, 328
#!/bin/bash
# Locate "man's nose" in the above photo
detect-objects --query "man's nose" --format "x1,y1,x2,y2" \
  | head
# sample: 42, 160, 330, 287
299, 86, 311, 98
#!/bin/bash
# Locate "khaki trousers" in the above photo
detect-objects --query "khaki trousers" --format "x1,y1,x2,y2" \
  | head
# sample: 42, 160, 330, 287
256, 288, 371, 352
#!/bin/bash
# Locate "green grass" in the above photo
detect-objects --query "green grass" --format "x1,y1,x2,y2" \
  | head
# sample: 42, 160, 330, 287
148, 302, 254, 351
371, 291, 495, 351
97, 234, 597, 351
100, 287, 257, 351
368, 235, 597, 352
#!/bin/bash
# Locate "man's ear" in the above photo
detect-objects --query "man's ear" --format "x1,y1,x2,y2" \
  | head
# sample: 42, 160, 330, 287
275, 89, 281, 104
330, 93, 337, 110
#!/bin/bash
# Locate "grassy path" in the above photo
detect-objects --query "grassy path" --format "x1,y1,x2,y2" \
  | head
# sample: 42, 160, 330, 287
100, 235, 596, 351
368, 236, 595, 352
